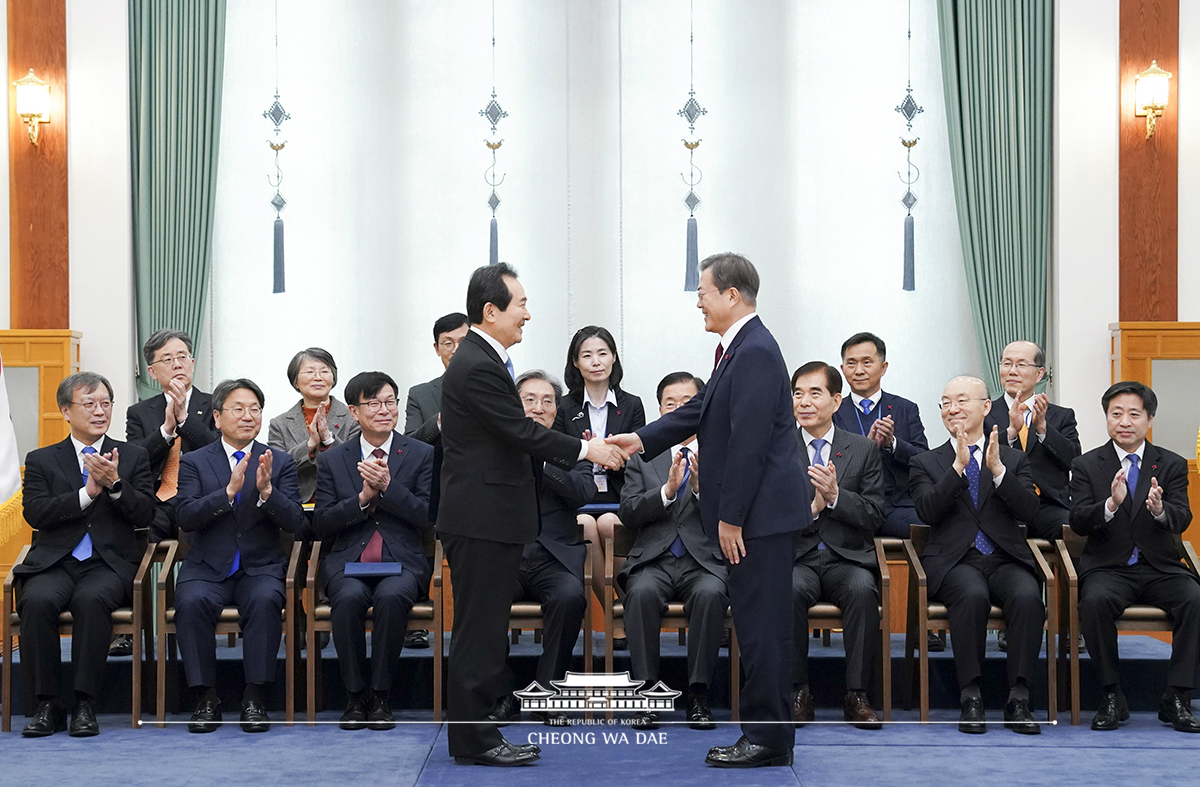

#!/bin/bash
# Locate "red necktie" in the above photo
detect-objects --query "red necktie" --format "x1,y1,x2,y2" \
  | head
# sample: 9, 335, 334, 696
360, 448, 387, 562
713, 342, 724, 373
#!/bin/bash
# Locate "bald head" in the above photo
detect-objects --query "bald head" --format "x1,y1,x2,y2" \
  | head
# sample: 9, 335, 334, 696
939, 376, 992, 441
999, 341, 1046, 400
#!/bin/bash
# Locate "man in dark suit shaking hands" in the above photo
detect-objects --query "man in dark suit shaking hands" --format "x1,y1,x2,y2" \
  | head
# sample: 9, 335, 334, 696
437, 263, 626, 766
1070, 381, 1200, 732
608, 253, 808, 768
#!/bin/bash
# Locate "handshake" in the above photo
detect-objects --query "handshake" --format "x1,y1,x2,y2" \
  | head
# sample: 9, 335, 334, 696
584, 432, 646, 471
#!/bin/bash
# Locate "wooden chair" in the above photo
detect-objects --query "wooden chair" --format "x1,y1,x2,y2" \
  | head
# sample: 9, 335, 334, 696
509, 528, 595, 678
3, 537, 162, 731
155, 536, 304, 726
902, 524, 1057, 722
304, 538, 443, 723
1055, 526, 1200, 725
604, 522, 739, 720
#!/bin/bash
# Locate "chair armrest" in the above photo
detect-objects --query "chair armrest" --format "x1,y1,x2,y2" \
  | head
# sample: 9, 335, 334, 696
286, 540, 306, 592
1027, 538, 1055, 589
432, 539, 443, 588
583, 537, 593, 590
874, 537, 891, 588
3, 544, 31, 595
131, 540, 163, 594
1184, 541, 1200, 576
901, 539, 926, 587
305, 540, 322, 592
156, 540, 180, 592
1055, 539, 1078, 587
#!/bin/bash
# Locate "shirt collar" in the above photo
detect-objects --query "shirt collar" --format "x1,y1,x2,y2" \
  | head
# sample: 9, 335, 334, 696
718, 312, 757, 353
802, 424, 835, 446
1113, 441, 1145, 463
849, 390, 883, 409
221, 438, 256, 461
360, 432, 395, 460
671, 439, 698, 456
70, 434, 105, 456
470, 325, 509, 364
585, 388, 618, 410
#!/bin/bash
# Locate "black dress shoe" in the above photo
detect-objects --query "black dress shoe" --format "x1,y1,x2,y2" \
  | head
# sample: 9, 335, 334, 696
792, 687, 815, 726
240, 699, 270, 733
927, 631, 946, 652
485, 694, 519, 726
843, 690, 882, 730
454, 740, 540, 766
1159, 691, 1200, 732
367, 693, 395, 731
69, 699, 100, 737
340, 693, 369, 730
188, 698, 223, 733
958, 696, 986, 734
108, 633, 134, 657
22, 699, 67, 738
531, 710, 570, 726
612, 637, 628, 650
1003, 698, 1041, 735
511, 740, 541, 754
705, 736, 793, 768
1091, 690, 1129, 731
688, 696, 717, 730
404, 630, 430, 649
631, 710, 659, 729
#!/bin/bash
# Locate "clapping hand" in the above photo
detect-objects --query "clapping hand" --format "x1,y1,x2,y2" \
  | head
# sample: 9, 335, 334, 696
952, 427, 972, 475
226, 450, 250, 502
83, 448, 120, 496
1146, 477, 1164, 517
357, 454, 390, 506
687, 450, 700, 495
664, 450, 687, 499
1107, 467, 1128, 513
868, 415, 895, 449
808, 462, 838, 509
984, 425, 1004, 477
256, 449, 274, 500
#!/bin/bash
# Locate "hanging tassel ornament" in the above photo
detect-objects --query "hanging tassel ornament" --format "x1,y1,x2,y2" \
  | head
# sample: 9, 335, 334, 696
480, 0, 507, 266
679, 0, 707, 291
263, 0, 290, 293
895, 0, 923, 292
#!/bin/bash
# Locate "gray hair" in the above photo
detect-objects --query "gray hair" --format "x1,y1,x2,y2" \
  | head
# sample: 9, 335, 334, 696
516, 369, 564, 398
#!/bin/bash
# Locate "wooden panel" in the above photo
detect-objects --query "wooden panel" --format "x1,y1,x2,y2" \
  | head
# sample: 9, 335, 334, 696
1119, 0, 1179, 322
8, 0, 69, 329
0, 329, 81, 447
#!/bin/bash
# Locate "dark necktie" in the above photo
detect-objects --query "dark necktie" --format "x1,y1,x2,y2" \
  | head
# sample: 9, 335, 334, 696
228, 450, 245, 577
811, 438, 828, 550
669, 447, 691, 558
360, 448, 387, 562
966, 447, 995, 555
73, 446, 98, 561
1126, 454, 1140, 565
713, 343, 724, 373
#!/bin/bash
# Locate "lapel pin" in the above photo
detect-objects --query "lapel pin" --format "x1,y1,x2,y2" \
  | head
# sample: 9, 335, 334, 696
836, 452, 842, 458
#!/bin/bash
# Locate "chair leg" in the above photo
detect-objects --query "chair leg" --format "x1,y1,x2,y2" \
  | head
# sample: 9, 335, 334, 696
433, 622, 443, 721
285, 617, 294, 725
822, 628, 831, 647
511, 628, 520, 645
156, 628, 168, 728
306, 625, 319, 725
918, 619, 930, 722
678, 628, 686, 646
2, 624, 13, 732
131, 628, 142, 729
881, 627, 892, 722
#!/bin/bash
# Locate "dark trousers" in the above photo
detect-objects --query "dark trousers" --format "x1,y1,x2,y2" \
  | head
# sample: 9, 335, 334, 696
623, 551, 727, 689
1079, 563, 1200, 690
1025, 503, 1070, 541
17, 557, 129, 698
327, 570, 423, 694
175, 571, 285, 687
512, 544, 586, 688
935, 550, 1044, 691
881, 505, 921, 538
441, 532, 524, 757
791, 548, 879, 691
727, 531, 794, 752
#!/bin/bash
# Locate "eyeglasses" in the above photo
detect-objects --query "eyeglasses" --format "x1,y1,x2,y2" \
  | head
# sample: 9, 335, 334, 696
356, 398, 399, 413
220, 405, 262, 417
150, 353, 193, 367
71, 399, 113, 413
437, 338, 462, 352
937, 397, 989, 411
999, 361, 1042, 372
695, 286, 725, 302
520, 395, 556, 408
298, 368, 333, 379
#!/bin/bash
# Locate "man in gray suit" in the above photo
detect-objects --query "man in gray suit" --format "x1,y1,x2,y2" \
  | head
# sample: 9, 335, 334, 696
618, 371, 728, 732
404, 313, 470, 444
790, 361, 885, 729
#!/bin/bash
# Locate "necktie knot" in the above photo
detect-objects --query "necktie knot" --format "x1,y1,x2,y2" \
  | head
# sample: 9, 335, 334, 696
1127, 454, 1139, 468
713, 343, 724, 372
81, 446, 97, 456
371, 448, 386, 460
233, 450, 246, 463
861, 399, 872, 415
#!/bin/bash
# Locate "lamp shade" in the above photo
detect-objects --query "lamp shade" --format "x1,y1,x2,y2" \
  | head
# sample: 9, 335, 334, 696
1135, 60, 1171, 112
13, 69, 50, 120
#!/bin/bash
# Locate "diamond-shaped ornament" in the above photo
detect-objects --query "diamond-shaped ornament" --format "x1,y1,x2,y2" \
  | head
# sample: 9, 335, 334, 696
896, 92, 923, 126
488, 190, 501, 213
684, 191, 701, 213
480, 95, 508, 133
271, 192, 287, 212
901, 190, 917, 211
263, 98, 290, 129
678, 92, 707, 132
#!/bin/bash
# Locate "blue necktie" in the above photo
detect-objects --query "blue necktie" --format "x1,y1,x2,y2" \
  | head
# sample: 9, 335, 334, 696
229, 450, 245, 577
967, 447, 995, 555
811, 438, 828, 549
669, 448, 690, 558
861, 399, 872, 415
1127, 454, 1140, 565
73, 447, 97, 561
505, 357, 515, 381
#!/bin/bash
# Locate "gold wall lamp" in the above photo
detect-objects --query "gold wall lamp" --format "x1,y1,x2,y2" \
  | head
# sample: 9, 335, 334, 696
1134, 60, 1172, 140
13, 69, 51, 146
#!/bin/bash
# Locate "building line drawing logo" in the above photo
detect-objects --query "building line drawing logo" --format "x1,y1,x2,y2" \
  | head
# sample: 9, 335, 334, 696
515, 671, 681, 712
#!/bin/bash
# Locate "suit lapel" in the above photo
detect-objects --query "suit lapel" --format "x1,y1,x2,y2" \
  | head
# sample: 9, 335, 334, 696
56, 438, 83, 485
387, 432, 410, 478
699, 316, 759, 422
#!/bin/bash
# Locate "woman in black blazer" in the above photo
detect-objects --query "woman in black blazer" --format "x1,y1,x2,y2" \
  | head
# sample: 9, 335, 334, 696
553, 326, 646, 586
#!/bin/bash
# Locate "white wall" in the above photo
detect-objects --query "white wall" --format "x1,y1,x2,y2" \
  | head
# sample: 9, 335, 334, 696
1053, 0, 1121, 450
65, 0, 136, 437
1180, 0, 1200, 320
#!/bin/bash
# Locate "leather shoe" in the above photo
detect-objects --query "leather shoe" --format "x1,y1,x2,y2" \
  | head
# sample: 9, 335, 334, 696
843, 690, 882, 730
927, 631, 946, 652
367, 693, 395, 731
688, 696, 716, 730
108, 633, 134, 657
531, 710, 569, 726
188, 698, 223, 733
1091, 690, 1129, 731
631, 710, 659, 729
512, 740, 541, 754
1003, 698, 1041, 735
68, 699, 100, 737
705, 736, 793, 768
404, 630, 430, 649
958, 696, 986, 734
792, 687, 815, 726
1159, 691, 1200, 732
612, 637, 628, 650
22, 699, 67, 738
454, 740, 540, 766
340, 693, 369, 730
239, 699, 270, 733
997, 629, 1008, 652
485, 694, 519, 726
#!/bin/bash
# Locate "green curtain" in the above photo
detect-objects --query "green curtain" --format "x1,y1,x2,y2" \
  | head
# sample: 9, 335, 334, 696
129, 0, 226, 400
937, 0, 1052, 394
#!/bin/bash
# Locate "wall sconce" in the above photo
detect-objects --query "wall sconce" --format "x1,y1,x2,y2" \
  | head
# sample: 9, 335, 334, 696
1134, 60, 1172, 140
13, 68, 51, 146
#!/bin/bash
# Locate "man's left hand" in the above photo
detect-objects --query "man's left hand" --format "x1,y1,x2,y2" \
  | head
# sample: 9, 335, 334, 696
1146, 477, 1165, 517
256, 449, 274, 500
83, 449, 121, 490
719, 520, 745, 565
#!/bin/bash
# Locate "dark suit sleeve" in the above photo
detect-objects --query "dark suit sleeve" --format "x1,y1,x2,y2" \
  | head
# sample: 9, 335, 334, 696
1068, 455, 1109, 536
910, 453, 970, 528
827, 447, 885, 534
718, 343, 784, 527
375, 450, 433, 530
543, 460, 596, 510
462, 360, 581, 467
21, 452, 88, 531
311, 454, 367, 540
891, 401, 929, 465
110, 446, 158, 527
1153, 454, 1192, 535
404, 384, 441, 443
176, 406, 221, 451
618, 455, 668, 529
260, 450, 304, 533
994, 453, 1040, 522
175, 455, 234, 533
1035, 407, 1081, 472
125, 401, 173, 468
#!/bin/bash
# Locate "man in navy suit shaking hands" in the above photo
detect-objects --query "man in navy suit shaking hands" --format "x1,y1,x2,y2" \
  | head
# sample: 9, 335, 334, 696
608, 253, 808, 768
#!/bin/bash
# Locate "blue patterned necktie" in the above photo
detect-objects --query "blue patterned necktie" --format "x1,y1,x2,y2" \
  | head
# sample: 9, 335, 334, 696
1127, 454, 1140, 565
967, 447, 995, 555
228, 450, 245, 577
73, 446, 98, 561
505, 357, 515, 381
669, 447, 690, 558
811, 438, 828, 549
861, 399, 872, 415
